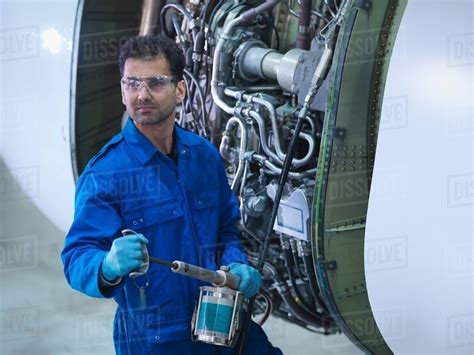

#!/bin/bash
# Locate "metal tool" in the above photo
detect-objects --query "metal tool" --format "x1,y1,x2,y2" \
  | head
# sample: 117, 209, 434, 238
121, 228, 244, 347
122, 228, 241, 288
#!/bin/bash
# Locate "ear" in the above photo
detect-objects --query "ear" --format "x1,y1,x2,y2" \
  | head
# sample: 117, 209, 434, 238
175, 80, 186, 104
121, 86, 126, 106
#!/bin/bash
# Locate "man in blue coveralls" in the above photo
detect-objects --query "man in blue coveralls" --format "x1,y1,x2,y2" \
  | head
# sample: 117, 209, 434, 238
61, 35, 282, 354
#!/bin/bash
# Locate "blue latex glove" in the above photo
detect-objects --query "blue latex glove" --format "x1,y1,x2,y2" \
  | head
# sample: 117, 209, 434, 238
228, 263, 262, 298
101, 234, 148, 281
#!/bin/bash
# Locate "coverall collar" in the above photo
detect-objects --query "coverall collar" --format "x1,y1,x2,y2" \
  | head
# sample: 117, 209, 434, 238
123, 117, 200, 165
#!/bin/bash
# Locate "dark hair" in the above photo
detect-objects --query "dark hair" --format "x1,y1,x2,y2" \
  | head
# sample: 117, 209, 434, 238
119, 35, 184, 80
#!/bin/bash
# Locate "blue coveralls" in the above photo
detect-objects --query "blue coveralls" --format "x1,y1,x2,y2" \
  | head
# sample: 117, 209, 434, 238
61, 118, 282, 355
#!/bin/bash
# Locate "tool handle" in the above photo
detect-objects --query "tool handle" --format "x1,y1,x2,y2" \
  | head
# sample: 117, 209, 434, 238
121, 229, 149, 278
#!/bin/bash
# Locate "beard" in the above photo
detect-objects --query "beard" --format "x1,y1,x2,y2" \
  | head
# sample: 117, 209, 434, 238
132, 101, 176, 126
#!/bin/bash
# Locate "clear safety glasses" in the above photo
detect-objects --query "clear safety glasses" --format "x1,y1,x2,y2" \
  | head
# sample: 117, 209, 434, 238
120, 75, 179, 93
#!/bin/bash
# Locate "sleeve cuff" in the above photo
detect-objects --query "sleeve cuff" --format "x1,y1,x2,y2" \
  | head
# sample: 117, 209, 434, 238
99, 270, 122, 287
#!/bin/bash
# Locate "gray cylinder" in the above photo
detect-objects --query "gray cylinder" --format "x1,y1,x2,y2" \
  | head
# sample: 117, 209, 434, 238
239, 45, 316, 94
240, 45, 281, 80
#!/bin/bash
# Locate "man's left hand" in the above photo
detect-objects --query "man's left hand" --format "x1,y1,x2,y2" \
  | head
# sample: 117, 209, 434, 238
228, 263, 262, 298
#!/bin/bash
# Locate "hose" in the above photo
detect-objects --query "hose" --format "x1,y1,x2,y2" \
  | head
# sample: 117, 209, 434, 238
255, 289, 273, 326
281, 237, 321, 318
183, 68, 208, 136
296, 0, 312, 49
302, 250, 330, 314
247, 256, 329, 328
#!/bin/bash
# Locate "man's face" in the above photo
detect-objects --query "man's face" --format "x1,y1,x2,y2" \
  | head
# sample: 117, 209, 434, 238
121, 56, 185, 126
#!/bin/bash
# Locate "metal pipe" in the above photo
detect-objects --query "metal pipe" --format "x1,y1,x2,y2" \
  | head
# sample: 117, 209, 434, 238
224, 116, 247, 192
223, 88, 286, 163
292, 130, 316, 167
227, 85, 282, 92
289, 0, 329, 22
211, 16, 242, 115
251, 153, 317, 179
250, 94, 315, 168
139, 0, 162, 35
248, 110, 283, 165
253, 96, 285, 162
304, 115, 316, 139
296, 0, 311, 49
240, 0, 280, 25
324, 0, 336, 17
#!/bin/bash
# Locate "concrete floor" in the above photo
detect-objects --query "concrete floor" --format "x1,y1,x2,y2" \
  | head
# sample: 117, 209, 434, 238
0, 164, 362, 355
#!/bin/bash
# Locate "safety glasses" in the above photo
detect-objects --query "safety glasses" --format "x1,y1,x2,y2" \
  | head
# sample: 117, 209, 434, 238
120, 75, 179, 93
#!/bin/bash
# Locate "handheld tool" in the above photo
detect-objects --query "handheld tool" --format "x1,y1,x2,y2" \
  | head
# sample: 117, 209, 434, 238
121, 229, 241, 288
121, 228, 244, 347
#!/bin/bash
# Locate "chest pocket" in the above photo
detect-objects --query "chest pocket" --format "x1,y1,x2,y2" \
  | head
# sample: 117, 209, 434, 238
192, 189, 220, 211
124, 198, 183, 228
123, 198, 185, 260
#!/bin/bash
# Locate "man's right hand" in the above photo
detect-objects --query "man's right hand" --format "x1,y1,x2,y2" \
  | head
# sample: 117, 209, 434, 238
101, 234, 149, 282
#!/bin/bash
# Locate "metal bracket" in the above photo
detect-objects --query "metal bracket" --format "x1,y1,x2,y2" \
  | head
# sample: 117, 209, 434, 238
323, 260, 337, 271
326, 216, 367, 233
354, 0, 372, 11
334, 127, 346, 139
335, 281, 366, 299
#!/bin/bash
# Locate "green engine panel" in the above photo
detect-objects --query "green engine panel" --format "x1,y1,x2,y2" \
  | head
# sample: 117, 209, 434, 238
313, 1, 408, 354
